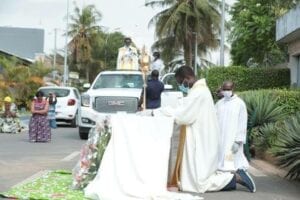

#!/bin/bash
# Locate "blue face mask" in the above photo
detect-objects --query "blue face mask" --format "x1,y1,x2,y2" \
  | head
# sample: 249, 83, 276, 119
179, 83, 189, 94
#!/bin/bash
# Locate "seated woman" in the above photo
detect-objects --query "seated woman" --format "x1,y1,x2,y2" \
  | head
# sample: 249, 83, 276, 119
0, 96, 22, 134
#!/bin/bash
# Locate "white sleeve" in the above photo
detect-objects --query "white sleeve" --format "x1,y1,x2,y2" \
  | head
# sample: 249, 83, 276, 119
235, 101, 248, 144
133, 48, 139, 68
117, 48, 122, 69
159, 60, 165, 75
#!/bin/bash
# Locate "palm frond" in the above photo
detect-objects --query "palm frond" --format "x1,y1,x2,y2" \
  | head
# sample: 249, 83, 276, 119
271, 112, 300, 180
145, 0, 176, 8
239, 91, 287, 128
146, 0, 222, 65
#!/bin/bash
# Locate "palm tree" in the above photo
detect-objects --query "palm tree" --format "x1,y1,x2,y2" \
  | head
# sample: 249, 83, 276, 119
0, 56, 51, 109
146, 0, 221, 68
68, 4, 102, 82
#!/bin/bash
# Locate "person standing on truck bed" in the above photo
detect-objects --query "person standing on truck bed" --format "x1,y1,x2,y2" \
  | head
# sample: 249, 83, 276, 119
138, 70, 164, 110
117, 37, 139, 70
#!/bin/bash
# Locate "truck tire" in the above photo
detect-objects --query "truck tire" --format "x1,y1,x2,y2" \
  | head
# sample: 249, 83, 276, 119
79, 126, 89, 140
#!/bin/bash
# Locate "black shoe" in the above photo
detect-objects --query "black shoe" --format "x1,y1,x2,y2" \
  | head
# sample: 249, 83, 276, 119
237, 169, 256, 193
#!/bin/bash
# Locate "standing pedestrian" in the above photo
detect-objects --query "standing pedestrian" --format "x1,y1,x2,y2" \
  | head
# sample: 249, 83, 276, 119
47, 93, 57, 129
28, 91, 51, 142
150, 51, 165, 77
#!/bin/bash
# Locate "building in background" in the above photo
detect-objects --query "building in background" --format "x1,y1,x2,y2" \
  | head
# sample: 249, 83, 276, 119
0, 26, 44, 62
276, 4, 300, 87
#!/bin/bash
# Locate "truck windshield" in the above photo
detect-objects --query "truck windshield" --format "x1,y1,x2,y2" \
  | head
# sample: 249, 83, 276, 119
92, 74, 143, 89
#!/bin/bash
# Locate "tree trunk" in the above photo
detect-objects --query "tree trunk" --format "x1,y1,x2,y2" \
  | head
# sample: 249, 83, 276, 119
184, 37, 193, 67
86, 65, 90, 83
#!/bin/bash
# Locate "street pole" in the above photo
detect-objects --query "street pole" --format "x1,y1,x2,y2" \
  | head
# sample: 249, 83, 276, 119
194, 32, 198, 76
105, 35, 109, 68
53, 28, 57, 80
63, 0, 69, 86
220, 0, 225, 66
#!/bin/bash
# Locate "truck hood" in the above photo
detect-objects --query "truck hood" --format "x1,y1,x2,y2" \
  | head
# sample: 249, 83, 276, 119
86, 88, 142, 98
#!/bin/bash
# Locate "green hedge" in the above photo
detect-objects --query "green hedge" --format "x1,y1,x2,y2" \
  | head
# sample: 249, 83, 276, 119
239, 89, 300, 116
273, 89, 300, 115
202, 66, 290, 93
236, 89, 300, 163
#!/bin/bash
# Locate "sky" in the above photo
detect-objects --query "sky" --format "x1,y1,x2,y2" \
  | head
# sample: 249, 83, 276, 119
0, 0, 157, 54
0, 0, 236, 64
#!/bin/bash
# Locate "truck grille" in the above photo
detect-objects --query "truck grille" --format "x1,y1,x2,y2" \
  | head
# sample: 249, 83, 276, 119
93, 96, 138, 113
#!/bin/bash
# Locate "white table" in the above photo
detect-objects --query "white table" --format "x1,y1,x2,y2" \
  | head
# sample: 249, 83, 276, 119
84, 113, 201, 200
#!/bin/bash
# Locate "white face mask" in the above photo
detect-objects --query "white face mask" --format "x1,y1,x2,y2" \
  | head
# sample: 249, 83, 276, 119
222, 91, 233, 99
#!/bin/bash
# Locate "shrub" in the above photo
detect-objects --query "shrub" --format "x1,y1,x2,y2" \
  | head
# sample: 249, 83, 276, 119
272, 89, 300, 115
271, 113, 300, 180
238, 90, 288, 160
252, 122, 283, 154
202, 66, 290, 94
238, 90, 287, 128
239, 89, 300, 116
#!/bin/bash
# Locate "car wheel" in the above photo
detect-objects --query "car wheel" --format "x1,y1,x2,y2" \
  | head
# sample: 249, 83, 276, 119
79, 126, 89, 140
70, 113, 78, 128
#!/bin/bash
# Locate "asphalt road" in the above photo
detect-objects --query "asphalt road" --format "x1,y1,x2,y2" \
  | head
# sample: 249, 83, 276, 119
0, 123, 85, 193
0, 123, 299, 200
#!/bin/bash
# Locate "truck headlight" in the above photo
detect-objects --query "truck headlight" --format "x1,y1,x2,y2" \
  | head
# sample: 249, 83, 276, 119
81, 94, 90, 107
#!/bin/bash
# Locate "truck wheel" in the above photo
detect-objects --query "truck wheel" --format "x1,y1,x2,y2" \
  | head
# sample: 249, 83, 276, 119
79, 127, 89, 140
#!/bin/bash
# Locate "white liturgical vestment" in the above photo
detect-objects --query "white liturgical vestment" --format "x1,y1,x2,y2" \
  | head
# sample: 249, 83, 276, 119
150, 58, 165, 76
117, 46, 139, 70
84, 113, 202, 200
215, 95, 249, 171
158, 79, 233, 193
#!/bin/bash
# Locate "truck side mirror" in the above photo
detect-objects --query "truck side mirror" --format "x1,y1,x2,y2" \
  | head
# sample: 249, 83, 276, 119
83, 83, 91, 89
164, 84, 173, 90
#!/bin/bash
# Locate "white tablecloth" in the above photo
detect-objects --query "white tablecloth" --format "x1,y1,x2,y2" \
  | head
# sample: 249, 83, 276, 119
84, 113, 201, 200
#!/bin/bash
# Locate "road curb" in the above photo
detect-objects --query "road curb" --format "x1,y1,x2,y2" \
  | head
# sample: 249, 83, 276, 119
250, 159, 287, 179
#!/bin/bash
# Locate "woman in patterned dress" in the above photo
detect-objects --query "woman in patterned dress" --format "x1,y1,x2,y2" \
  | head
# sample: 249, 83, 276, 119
28, 91, 51, 142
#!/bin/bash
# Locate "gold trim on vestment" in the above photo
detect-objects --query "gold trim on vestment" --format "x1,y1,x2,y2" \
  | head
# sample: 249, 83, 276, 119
169, 125, 186, 188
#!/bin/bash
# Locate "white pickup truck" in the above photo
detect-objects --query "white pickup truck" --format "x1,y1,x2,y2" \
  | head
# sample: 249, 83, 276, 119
78, 70, 182, 139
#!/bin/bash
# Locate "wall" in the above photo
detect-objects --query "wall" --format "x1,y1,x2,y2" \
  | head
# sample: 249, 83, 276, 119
276, 4, 300, 87
276, 4, 300, 43
0, 27, 44, 61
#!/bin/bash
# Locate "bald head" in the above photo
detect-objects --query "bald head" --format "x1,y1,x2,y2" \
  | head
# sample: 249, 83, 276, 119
222, 81, 234, 91
151, 70, 159, 80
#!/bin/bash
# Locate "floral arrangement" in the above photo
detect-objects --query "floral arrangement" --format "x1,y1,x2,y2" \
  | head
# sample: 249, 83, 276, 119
72, 117, 111, 189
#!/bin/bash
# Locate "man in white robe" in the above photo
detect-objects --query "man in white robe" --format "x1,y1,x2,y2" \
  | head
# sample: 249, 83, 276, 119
150, 51, 165, 77
216, 81, 249, 171
158, 66, 256, 193
117, 37, 139, 70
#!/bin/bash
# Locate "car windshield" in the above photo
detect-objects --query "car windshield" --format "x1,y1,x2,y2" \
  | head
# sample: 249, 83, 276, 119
39, 88, 70, 97
92, 74, 143, 89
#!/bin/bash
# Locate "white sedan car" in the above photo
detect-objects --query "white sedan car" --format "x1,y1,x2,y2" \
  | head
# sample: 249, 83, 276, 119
38, 86, 81, 127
